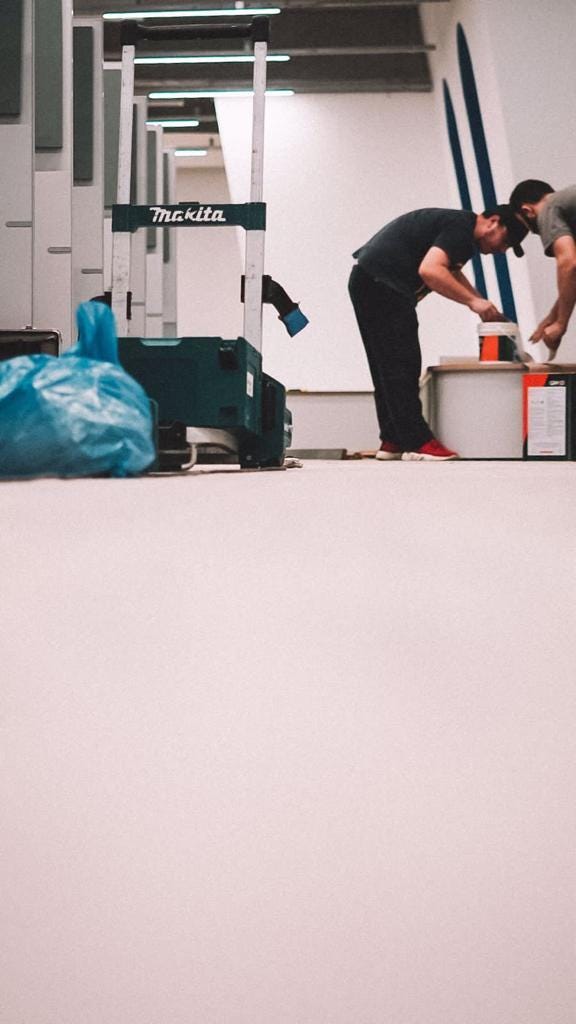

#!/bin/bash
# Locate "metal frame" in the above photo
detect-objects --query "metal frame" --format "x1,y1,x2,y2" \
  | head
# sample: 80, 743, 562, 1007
110, 17, 269, 350
243, 36, 267, 353
110, 39, 134, 335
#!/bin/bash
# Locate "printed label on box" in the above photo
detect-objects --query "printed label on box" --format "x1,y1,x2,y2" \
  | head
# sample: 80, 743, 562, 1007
246, 371, 254, 398
527, 386, 566, 456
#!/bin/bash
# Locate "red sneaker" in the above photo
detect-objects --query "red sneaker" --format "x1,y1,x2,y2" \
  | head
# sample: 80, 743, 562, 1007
375, 441, 403, 461
401, 439, 459, 461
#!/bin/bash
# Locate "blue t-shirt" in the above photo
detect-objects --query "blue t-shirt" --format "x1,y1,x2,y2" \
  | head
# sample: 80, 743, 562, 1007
353, 208, 478, 303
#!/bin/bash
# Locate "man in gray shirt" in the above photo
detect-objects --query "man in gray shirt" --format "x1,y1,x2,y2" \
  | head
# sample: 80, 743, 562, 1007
509, 180, 576, 357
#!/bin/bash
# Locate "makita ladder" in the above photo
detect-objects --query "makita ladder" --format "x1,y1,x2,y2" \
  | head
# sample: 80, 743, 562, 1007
112, 16, 272, 349
111, 16, 307, 469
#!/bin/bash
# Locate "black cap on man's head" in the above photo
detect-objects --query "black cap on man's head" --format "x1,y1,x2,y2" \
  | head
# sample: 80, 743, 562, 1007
509, 179, 554, 210
485, 203, 529, 257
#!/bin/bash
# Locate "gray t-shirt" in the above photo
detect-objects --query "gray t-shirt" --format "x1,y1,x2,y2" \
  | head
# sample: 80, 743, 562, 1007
537, 185, 576, 256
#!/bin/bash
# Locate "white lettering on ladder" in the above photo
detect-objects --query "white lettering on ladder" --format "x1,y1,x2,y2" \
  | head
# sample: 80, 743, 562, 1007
150, 205, 227, 224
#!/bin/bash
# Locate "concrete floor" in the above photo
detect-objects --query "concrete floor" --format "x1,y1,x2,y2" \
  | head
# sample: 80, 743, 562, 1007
2, 460, 576, 1024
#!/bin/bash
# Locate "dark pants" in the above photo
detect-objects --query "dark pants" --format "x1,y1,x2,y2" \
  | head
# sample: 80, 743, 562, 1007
348, 263, 433, 450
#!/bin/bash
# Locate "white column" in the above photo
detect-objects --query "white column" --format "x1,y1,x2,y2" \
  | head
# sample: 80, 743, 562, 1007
102, 63, 121, 303
109, 45, 134, 336
0, 0, 34, 329
145, 125, 164, 337
33, 0, 74, 348
72, 16, 104, 309
162, 149, 178, 337
129, 95, 148, 337
242, 38, 267, 352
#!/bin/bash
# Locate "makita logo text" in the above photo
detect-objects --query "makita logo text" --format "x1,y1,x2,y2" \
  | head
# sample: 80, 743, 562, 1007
150, 205, 227, 224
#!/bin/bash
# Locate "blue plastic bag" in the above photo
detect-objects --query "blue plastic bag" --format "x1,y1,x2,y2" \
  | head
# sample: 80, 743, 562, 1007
0, 302, 155, 479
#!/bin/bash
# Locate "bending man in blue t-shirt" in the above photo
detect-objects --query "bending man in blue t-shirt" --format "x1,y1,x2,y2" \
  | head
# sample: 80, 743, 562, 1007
509, 180, 576, 360
349, 204, 527, 461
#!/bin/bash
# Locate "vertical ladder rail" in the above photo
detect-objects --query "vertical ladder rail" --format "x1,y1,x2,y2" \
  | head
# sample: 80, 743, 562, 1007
111, 19, 269, 344
111, 42, 135, 336
242, 37, 267, 353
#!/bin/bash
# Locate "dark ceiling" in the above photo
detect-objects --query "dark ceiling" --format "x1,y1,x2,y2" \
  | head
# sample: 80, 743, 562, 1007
74, 0, 448, 135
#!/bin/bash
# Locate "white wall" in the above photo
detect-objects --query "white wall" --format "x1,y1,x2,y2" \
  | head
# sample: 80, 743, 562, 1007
176, 166, 242, 339
164, 2, 576, 378
216, 92, 480, 390
422, 0, 576, 361
485, 0, 576, 359
422, 1, 529, 334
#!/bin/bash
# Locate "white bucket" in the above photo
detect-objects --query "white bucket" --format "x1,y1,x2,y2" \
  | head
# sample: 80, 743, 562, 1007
477, 321, 519, 361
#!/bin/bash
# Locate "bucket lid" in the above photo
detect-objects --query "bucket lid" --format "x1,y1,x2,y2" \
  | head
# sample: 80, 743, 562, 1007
477, 321, 518, 336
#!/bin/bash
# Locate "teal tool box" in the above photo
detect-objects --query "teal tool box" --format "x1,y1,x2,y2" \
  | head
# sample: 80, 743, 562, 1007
118, 335, 291, 468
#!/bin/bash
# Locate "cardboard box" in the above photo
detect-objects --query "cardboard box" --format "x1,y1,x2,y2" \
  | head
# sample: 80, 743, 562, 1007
523, 371, 576, 459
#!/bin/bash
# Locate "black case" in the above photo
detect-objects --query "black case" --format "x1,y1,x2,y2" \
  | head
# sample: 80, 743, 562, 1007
0, 329, 61, 361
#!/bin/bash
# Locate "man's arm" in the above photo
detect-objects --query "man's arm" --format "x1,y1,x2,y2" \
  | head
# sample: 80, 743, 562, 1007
419, 247, 504, 320
451, 268, 483, 297
532, 235, 576, 352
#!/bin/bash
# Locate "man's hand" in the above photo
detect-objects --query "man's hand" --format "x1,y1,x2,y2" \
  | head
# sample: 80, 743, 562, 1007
529, 323, 562, 361
529, 319, 564, 357
468, 296, 506, 321
542, 321, 565, 352
529, 316, 554, 342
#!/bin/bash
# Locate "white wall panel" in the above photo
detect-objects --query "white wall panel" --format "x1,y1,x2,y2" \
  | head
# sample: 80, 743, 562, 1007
145, 125, 164, 337
176, 165, 242, 339
0, 1, 34, 328
130, 95, 148, 336
72, 17, 104, 310
0, 127, 34, 327
162, 149, 178, 336
33, 0, 73, 347
422, 0, 576, 360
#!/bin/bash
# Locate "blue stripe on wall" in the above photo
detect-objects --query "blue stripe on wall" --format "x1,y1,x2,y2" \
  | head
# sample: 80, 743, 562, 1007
442, 79, 487, 298
456, 22, 518, 323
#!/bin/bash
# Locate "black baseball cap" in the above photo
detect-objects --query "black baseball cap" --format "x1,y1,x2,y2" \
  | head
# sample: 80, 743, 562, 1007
485, 204, 528, 257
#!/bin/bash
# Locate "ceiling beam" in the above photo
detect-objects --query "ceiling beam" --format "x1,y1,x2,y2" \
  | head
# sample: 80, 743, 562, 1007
280, 43, 435, 54
96, 0, 448, 8
139, 79, 432, 92
132, 44, 434, 57
241, 0, 449, 6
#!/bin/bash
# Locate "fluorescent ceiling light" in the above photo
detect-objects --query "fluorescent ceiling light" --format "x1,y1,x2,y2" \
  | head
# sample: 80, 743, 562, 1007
104, 8, 281, 20
146, 118, 201, 127
174, 148, 208, 156
136, 54, 289, 64
149, 88, 294, 98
